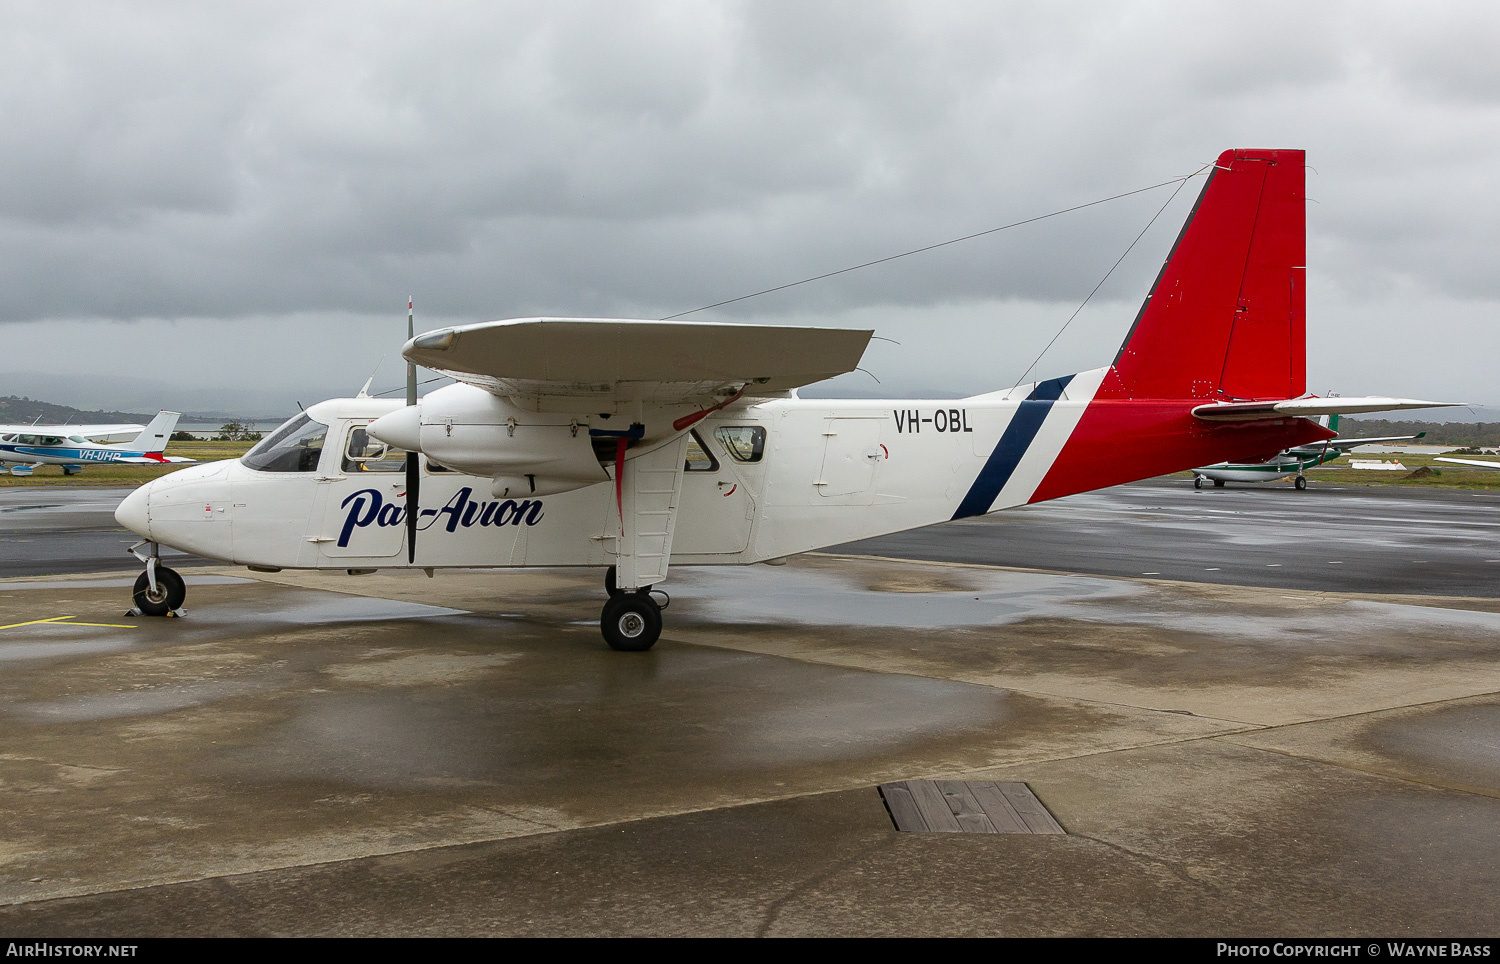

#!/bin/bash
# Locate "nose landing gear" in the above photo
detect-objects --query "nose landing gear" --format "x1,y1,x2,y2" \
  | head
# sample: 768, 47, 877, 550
128, 541, 186, 617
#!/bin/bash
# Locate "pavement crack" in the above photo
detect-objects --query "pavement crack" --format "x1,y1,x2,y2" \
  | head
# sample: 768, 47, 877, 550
1068, 832, 1227, 893
754, 834, 899, 938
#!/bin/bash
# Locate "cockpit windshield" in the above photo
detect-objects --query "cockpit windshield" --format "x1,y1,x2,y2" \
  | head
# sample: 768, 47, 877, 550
241, 414, 328, 473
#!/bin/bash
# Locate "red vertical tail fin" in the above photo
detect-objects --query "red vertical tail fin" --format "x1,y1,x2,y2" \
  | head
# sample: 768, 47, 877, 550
1028, 150, 1323, 504
1105, 148, 1306, 401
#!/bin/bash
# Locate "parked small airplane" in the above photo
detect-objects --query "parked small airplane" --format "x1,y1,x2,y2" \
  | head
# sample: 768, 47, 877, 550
1191, 415, 1428, 489
0, 412, 194, 476
113, 149, 1456, 649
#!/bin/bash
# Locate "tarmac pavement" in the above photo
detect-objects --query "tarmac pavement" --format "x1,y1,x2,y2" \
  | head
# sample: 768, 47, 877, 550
0, 546, 1496, 936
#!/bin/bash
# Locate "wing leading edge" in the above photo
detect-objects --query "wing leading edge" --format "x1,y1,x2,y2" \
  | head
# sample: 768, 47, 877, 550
402, 318, 872, 410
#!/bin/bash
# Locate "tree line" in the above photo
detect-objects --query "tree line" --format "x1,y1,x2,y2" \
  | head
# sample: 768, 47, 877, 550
1342, 419, 1500, 447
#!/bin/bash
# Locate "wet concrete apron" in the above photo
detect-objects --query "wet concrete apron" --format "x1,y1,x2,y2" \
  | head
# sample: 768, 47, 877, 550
0, 555, 1497, 935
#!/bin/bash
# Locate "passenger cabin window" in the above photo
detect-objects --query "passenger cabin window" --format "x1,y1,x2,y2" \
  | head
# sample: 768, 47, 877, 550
714, 425, 766, 463
241, 413, 328, 472
685, 429, 719, 472
342, 426, 407, 473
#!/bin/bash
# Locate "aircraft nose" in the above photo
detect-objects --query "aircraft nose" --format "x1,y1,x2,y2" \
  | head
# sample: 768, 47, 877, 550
115, 484, 152, 539
368, 405, 421, 452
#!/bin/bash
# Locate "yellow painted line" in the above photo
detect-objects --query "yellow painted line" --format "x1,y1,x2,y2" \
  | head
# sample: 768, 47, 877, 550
0, 616, 137, 631
0, 616, 75, 631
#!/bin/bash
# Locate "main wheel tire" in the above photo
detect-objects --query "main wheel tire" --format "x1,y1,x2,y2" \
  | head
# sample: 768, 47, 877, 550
601, 592, 662, 651
1213, 479, 1226, 488
1193, 477, 1204, 489
1295, 476, 1307, 490
133, 567, 186, 616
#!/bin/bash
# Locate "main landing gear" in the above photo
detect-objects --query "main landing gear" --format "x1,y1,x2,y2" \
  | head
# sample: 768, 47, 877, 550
601, 565, 664, 652
128, 541, 186, 616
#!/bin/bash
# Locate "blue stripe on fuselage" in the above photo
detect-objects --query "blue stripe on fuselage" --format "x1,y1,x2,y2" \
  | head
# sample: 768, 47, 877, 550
0, 445, 127, 462
951, 375, 1074, 520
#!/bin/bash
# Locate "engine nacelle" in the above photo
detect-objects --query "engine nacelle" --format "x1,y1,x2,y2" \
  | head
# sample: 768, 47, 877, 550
369, 383, 608, 493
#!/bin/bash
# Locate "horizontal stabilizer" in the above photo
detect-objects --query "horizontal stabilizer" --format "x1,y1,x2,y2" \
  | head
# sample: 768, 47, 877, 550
116, 455, 197, 465
1192, 397, 1461, 422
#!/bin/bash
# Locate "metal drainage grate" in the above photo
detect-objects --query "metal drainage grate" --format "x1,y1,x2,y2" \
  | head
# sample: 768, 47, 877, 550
879, 780, 1064, 834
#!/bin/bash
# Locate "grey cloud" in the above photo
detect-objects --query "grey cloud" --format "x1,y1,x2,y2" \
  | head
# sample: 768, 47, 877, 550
0, 1, 1496, 405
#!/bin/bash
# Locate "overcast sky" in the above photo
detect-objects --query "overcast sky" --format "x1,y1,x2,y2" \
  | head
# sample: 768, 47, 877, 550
1, 1, 1497, 414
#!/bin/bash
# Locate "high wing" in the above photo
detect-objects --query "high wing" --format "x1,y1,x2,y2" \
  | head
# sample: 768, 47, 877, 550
1436, 456, 1500, 469
402, 318, 872, 412
0, 422, 146, 442
1191, 397, 1459, 422
1315, 432, 1427, 452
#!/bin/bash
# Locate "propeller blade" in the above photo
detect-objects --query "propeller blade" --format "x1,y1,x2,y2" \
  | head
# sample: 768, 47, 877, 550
406, 449, 419, 564
405, 297, 419, 564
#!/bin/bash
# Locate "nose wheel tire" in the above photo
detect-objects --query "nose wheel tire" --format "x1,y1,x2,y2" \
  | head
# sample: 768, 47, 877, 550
133, 567, 186, 616
601, 592, 662, 651
1193, 477, 1204, 489
1295, 476, 1307, 490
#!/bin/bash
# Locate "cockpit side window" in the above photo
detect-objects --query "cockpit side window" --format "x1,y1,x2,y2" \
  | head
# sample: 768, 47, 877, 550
342, 425, 407, 473
713, 425, 767, 463
242, 413, 328, 473
685, 429, 719, 472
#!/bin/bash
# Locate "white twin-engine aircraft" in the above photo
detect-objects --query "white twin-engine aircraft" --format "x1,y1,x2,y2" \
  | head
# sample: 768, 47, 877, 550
113, 149, 1453, 650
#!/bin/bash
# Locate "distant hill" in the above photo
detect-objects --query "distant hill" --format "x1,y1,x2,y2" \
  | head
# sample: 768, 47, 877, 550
0, 395, 153, 424
0, 395, 283, 426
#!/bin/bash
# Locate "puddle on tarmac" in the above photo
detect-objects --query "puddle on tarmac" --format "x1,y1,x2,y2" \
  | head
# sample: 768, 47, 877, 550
672, 567, 1139, 629
195, 593, 466, 626
669, 565, 1500, 645
0, 637, 135, 661
16, 678, 271, 722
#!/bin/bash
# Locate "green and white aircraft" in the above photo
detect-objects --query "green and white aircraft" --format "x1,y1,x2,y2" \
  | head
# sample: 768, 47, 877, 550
1192, 415, 1424, 490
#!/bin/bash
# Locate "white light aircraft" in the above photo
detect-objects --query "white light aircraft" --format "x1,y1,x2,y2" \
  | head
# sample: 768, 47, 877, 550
1191, 414, 1432, 489
0, 412, 193, 476
113, 149, 1458, 650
